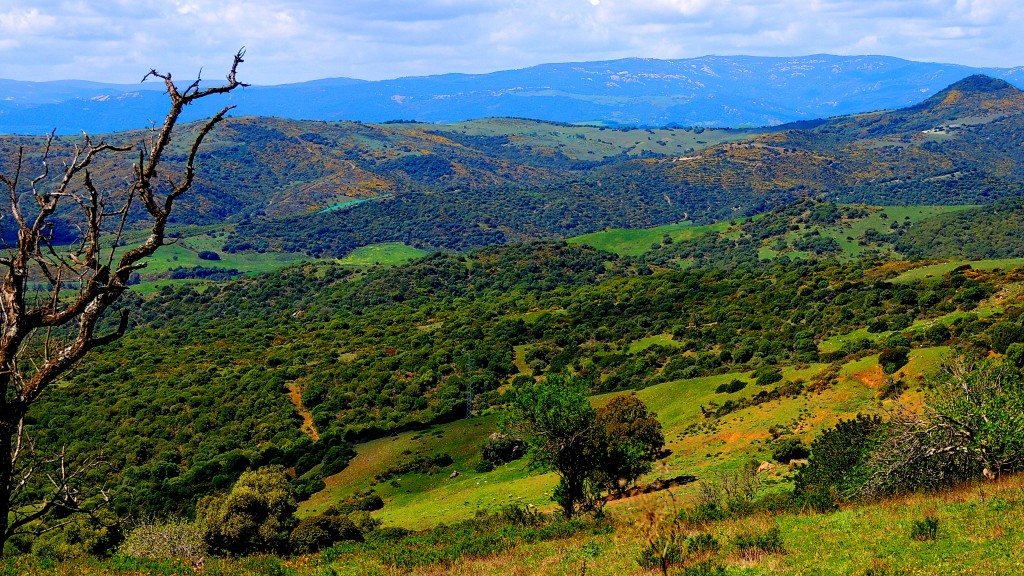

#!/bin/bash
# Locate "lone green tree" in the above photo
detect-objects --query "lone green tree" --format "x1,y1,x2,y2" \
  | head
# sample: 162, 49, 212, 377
501, 375, 664, 516
0, 52, 246, 549
500, 374, 603, 517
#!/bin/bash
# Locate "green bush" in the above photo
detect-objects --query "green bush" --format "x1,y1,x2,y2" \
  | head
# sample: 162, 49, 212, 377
733, 526, 784, 555
685, 532, 720, 555
755, 370, 783, 387
794, 414, 883, 504
196, 465, 298, 555
293, 475, 326, 501
288, 514, 362, 554
772, 438, 810, 464
320, 444, 356, 476
1006, 342, 1024, 368
878, 347, 910, 374
910, 516, 939, 541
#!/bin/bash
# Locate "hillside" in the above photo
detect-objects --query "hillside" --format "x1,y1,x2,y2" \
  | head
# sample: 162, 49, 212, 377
3, 197, 1022, 573
3, 55, 1024, 134
226, 75, 1024, 258
14, 200, 1023, 524
2, 74, 1021, 263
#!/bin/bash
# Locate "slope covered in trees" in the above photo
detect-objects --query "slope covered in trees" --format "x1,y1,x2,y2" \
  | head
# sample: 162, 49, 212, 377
16, 199, 1024, 534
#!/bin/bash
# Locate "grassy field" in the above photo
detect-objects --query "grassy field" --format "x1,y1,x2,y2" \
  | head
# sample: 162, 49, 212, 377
301, 344, 950, 531
893, 258, 1024, 283
569, 221, 731, 257
336, 242, 431, 267
788, 205, 973, 259
11, 475, 1021, 575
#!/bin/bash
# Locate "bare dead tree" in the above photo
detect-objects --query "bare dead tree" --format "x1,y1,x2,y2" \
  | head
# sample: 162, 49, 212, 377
0, 51, 247, 548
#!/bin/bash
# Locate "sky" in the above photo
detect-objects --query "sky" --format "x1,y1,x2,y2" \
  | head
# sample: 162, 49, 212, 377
0, 0, 1021, 85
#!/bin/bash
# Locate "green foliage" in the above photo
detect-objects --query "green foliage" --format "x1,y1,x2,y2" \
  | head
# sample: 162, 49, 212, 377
196, 466, 298, 555
594, 394, 665, 493
288, 514, 362, 555
988, 322, 1024, 353
322, 505, 590, 569
500, 374, 603, 517
1007, 342, 1024, 368
374, 453, 453, 482
772, 438, 810, 464
333, 492, 384, 515
910, 516, 939, 542
733, 526, 785, 556
795, 414, 883, 505
480, 434, 525, 466
29, 510, 121, 561
895, 197, 1024, 259
861, 357, 1024, 498
755, 369, 783, 387
878, 347, 910, 374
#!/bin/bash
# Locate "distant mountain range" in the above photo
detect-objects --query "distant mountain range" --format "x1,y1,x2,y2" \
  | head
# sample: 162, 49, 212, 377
2, 55, 1023, 135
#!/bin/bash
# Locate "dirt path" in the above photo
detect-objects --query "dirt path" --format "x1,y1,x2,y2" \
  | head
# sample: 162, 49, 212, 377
287, 384, 320, 441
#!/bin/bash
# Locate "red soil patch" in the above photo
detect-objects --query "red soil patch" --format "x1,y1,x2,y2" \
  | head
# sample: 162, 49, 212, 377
287, 384, 320, 441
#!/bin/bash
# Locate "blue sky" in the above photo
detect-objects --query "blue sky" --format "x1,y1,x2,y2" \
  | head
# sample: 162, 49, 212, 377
0, 0, 1020, 85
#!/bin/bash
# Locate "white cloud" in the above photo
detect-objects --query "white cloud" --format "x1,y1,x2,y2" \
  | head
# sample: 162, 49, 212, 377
0, 0, 1020, 84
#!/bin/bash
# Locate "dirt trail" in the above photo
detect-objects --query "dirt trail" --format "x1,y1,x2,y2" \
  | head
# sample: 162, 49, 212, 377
287, 384, 320, 441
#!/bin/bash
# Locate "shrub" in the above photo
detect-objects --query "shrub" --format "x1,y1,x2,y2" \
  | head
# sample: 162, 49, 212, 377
686, 532, 720, 555
733, 526, 784, 557
335, 491, 385, 515
867, 318, 889, 333
196, 250, 221, 261
755, 370, 783, 387
925, 323, 951, 345
320, 444, 356, 476
293, 475, 326, 501
878, 347, 910, 374
910, 516, 939, 541
989, 322, 1024, 353
119, 519, 206, 567
196, 465, 298, 555
636, 535, 685, 574
29, 509, 122, 561
859, 357, 1024, 499
288, 514, 362, 554
772, 438, 810, 464
481, 434, 525, 465
1007, 342, 1024, 368
474, 458, 495, 473
794, 414, 883, 504
876, 375, 907, 400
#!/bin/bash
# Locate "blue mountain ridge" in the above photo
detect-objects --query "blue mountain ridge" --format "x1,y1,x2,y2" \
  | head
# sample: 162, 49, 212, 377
2, 54, 1022, 135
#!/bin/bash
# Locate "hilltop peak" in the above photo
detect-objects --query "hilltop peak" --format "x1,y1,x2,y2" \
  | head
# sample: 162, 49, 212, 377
944, 74, 1018, 93
910, 74, 1024, 115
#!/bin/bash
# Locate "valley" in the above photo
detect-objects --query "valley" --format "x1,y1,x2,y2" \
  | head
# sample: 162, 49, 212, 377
2, 71, 1024, 575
